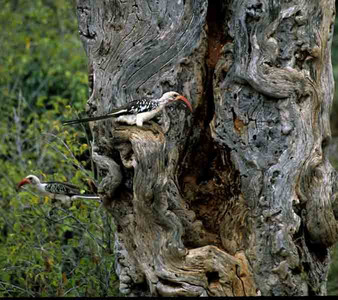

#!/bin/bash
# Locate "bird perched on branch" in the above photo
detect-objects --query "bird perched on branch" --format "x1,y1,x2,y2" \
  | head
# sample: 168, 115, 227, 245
17, 175, 100, 203
62, 91, 192, 127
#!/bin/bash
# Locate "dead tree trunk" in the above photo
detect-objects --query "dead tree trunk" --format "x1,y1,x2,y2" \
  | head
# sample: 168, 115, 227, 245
76, 0, 338, 296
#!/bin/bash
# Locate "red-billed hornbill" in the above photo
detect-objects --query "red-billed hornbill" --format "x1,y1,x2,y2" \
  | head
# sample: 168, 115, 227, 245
62, 91, 192, 127
17, 175, 100, 203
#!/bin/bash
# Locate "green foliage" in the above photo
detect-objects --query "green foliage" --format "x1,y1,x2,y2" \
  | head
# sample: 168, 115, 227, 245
0, 0, 119, 297
328, 244, 338, 295
0, 0, 88, 113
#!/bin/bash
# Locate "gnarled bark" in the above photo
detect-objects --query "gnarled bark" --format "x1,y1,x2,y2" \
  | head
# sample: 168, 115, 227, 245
76, 0, 337, 296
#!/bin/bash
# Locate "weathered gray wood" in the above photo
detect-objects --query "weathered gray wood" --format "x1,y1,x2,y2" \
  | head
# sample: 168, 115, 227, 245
76, 0, 337, 296
212, 0, 337, 295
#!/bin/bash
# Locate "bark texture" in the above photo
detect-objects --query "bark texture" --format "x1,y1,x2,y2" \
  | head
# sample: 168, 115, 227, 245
76, 0, 337, 296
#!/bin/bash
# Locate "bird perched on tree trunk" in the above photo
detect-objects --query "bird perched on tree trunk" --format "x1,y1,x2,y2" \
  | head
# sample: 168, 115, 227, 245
17, 175, 100, 203
62, 91, 192, 127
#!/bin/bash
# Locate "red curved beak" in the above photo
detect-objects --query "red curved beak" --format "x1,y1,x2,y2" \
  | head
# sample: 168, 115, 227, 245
176, 95, 193, 112
17, 178, 31, 189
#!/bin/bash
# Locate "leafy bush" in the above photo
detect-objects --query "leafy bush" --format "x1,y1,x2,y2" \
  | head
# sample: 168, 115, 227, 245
328, 244, 338, 296
0, 0, 119, 296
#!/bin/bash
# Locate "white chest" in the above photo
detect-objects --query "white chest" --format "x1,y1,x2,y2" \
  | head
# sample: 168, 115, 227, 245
116, 106, 163, 127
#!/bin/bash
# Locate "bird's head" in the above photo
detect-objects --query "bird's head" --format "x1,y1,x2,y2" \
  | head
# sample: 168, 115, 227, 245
17, 175, 41, 189
161, 91, 193, 112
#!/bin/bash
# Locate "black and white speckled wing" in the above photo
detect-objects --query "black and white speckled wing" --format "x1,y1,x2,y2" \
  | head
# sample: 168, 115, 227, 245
62, 98, 159, 126
111, 98, 159, 115
44, 181, 81, 196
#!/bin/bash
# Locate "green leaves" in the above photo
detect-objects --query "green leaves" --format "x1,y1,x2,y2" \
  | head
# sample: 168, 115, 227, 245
328, 244, 338, 295
0, 1, 119, 297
